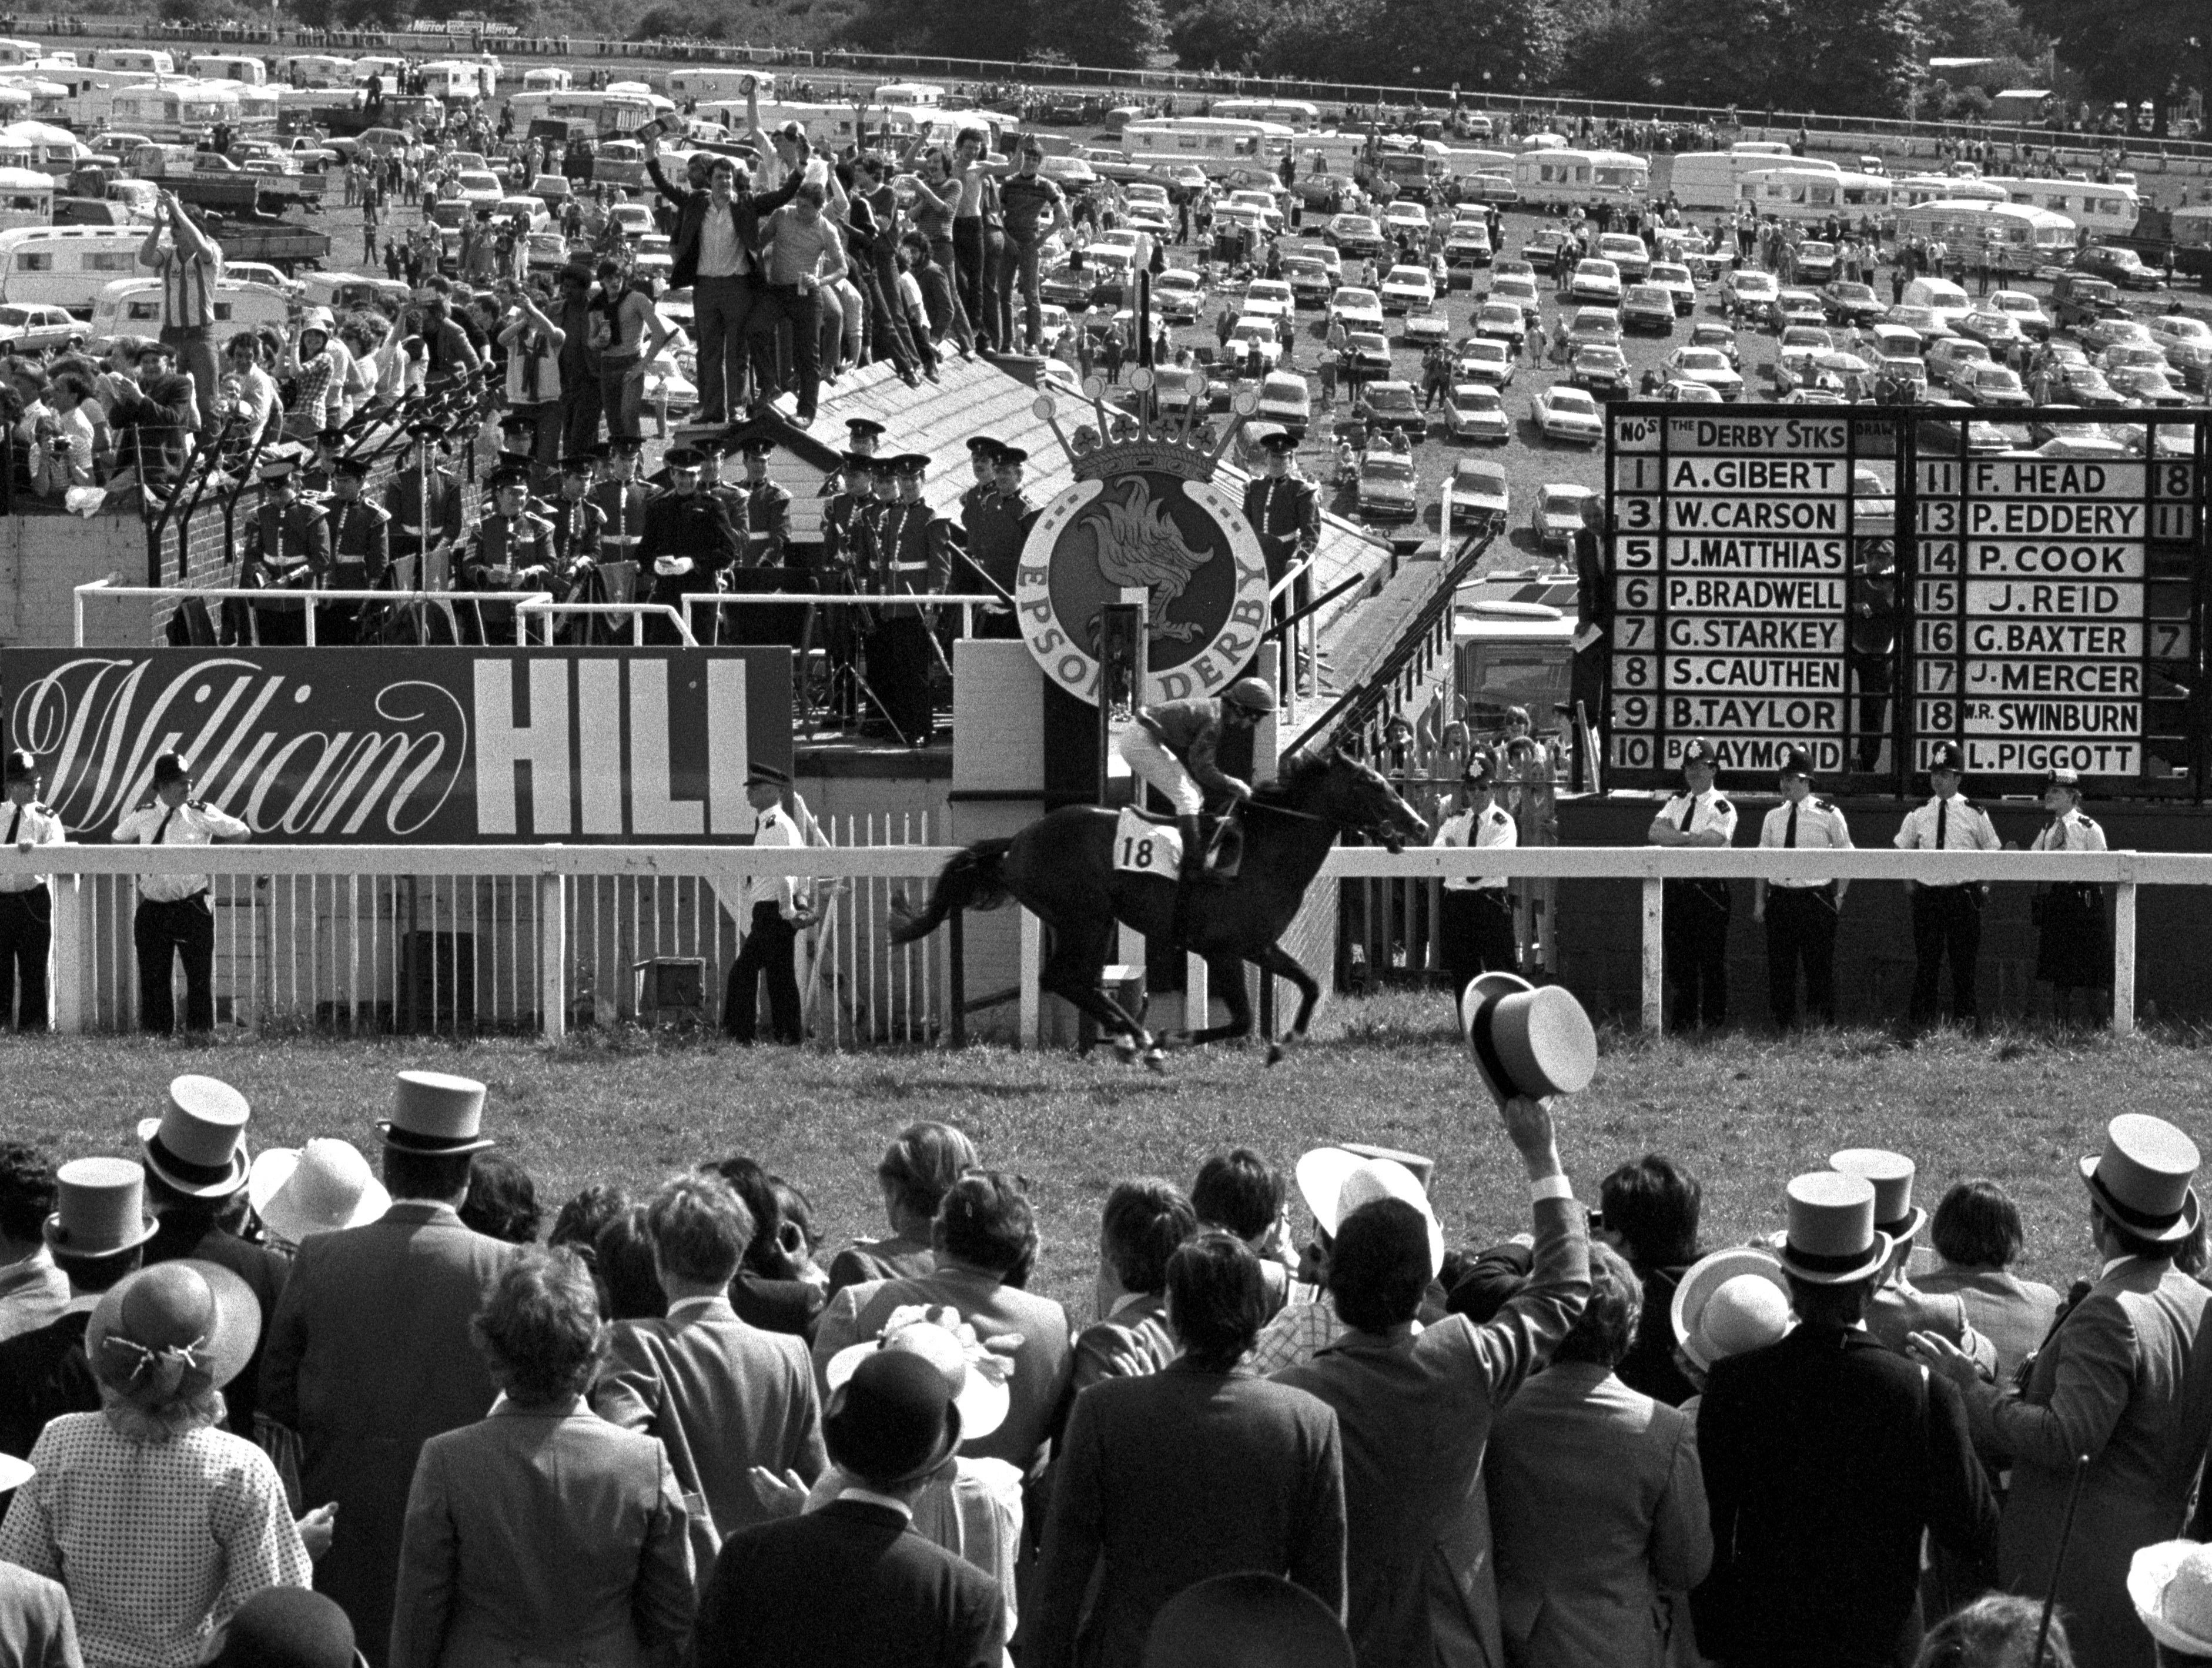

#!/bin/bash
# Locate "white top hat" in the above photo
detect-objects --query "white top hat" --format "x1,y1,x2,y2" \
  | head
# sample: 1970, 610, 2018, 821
138, 1075, 251, 1199
249, 1139, 391, 1246
379, 1070, 491, 1155
1294, 1148, 1444, 1281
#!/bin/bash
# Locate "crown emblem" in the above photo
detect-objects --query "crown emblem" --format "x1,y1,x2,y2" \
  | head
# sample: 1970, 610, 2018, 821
1033, 372, 1260, 484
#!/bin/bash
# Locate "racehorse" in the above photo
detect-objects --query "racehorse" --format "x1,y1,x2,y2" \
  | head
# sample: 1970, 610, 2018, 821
889, 748, 1428, 1067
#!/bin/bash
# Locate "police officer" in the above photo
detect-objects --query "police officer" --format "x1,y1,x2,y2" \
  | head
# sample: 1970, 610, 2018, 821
722, 761, 814, 1045
463, 465, 555, 644
1242, 430, 1321, 681
0, 751, 63, 1032
1432, 750, 1518, 997
2029, 767, 2110, 1024
1893, 740, 2000, 1031
240, 454, 330, 646
384, 423, 465, 586
859, 454, 954, 747
968, 443, 1035, 639
588, 438, 650, 576
111, 752, 250, 1037
639, 446, 738, 645
1753, 744, 1853, 1030
1647, 736, 1737, 1032
320, 454, 391, 646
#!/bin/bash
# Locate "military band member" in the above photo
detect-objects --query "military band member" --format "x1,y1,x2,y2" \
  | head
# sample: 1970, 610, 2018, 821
463, 465, 554, 644
240, 454, 331, 646
722, 761, 814, 1045
959, 434, 1000, 539
1894, 740, 2001, 1032
819, 452, 879, 723
0, 750, 63, 1033
640, 446, 738, 646
968, 442, 1035, 639
1432, 751, 1518, 998
548, 456, 609, 643
319, 455, 391, 646
844, 416, 886, 460
1648, 736, 1738, 1032
1242, 429, 1321, 611
111, 752, 250, 1038
494, 410, 553, 502
384, 425, 465, 587
859, 453, 953, 747
1753, 744, 1852, 1031
589, 439, 650, 572
2030, 767, 2110, 1024
734, 437, 793, 570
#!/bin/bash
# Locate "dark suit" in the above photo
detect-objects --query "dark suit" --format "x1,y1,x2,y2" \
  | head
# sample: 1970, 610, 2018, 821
690, 1496, 1003, 1668
1696, 1324, 1997, 1668
143, 1215, 289, 1439
1030, 1361, 1347, 1668
259, 1200, 513, 1666
0, 1308, 94, 1460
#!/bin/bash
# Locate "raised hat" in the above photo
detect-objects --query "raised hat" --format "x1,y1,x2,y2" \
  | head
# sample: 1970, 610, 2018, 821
1294, 1148, 1441, 1278
212, 1587, 358, 1668
138, 1075, 252, 1199
1671, 1246, 1792, 1370
824, 1348, 961, 1488
248, 1138, 390, 1246
1829, 1148, 1925, 1243
43, 1156, 158, 1258
2130, 1541, 2212, 1659
4, 748, 36, 781
1142, 1572, 1356, 1668
2081, 1113, 2200, 1245
1460, 971, 1598, 1108
88, 1258, 261, 1398
825, 1309, 1010, 1442
379, 1070, 492, 1155
1777, 744, 1815, 779
1929, 740, 1966, 773
1680, 737, 1717, 769
1777, 1171, 1892, 1286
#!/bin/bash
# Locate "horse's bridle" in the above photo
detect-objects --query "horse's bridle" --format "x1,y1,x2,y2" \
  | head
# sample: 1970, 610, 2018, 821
1246, 798, 1410, 853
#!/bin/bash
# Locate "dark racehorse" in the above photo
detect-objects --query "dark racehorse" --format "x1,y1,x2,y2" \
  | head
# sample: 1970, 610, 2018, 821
890, 749, 1428, 1066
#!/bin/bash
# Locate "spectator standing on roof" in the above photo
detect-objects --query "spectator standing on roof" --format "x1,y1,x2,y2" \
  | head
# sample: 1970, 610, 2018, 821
136, 190, 223, 430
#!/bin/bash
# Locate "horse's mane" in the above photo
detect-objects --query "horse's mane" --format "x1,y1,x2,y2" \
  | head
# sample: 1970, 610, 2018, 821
1253, 747, 1337, 804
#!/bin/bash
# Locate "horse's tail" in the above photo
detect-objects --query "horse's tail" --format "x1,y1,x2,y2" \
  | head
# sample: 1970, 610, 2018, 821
888, 839, 1014, 945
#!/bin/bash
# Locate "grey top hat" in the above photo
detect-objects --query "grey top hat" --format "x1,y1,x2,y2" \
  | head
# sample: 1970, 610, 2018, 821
139, 1075, 252, 1199
377, 1070, 493, 1156
2081, 1113, 2200, 1245
1776, 1171, 1892, 1286
1829, 1148, 1925, 1245
1460, 972, 1598, 1108
44, 1156, 159, 1259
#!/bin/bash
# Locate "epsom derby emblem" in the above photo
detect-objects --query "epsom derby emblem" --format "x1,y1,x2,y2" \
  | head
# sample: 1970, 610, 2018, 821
1015, 375, 1272, 705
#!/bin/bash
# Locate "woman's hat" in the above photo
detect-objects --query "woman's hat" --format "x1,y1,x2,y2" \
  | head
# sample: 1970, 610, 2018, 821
0, 1452, 29, 1493
1672, 1246, 1792, 1370
2081, 1113, 2200, 1244
138, 1075, 252, 1199
1829, 1148, 1925, 1244
823, 1348, 961, 1489
1294, 1148, 1441, 1279
1460, 972, 1597, 1108
212, 1588, 358, 1668
87, 1258, 262, 1398
1142, 1572, 1355, 1668
824, 1311, 1009, 1441
249, 1139, 390, 1245
43, 1156, 158, 1259
1777, 1171, 1892, 1286
377, 1070, 492, 1155
2131, 1540, 2212, 1658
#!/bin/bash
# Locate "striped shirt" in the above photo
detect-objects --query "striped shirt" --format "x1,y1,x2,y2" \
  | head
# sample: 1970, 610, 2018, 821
156, 243, 223, 332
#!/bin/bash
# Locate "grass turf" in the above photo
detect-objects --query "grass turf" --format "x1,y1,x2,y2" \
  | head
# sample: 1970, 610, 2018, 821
9, 996, 2204, 1311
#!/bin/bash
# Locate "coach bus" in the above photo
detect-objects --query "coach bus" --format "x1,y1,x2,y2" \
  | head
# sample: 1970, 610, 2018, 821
1210, 97, 1321, 133
1122, 116, 1291, 176
1738, 167, 1894, 223
1999, 176, 2139, 240
1893, 173, 2007, 210
1895, 199, 2079, 266
1511, 146, 1649, 209
189, 54, 267, 86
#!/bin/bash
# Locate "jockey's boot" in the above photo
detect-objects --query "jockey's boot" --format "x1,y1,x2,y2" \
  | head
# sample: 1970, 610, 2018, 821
1177, 815, 1209, 883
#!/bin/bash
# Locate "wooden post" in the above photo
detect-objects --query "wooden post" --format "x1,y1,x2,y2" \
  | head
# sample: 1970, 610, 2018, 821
538, 869, 566, 1042
1019, 907, 1041, 1048
1641, 875, 1664, 1034
48, 874, 79, 1037
948, 907, 966, 1049
2113, 863, 2137, 1038
1186, 951, 1208, 1032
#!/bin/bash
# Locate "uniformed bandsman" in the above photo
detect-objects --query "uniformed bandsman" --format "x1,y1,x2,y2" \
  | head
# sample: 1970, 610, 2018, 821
1242, 429, 1321, 608
463, 465, 554, 644
722, 761, 814, 1045
1893, 740, 2001, 1031
494, 410, 554, 504
1433, 750, 1518, 999
2029, 767, 2110, 1024
959, 434, 1000, 541
725, 436, 805, 646
299, 426, 346, 496
547, 455, 609, 643
317, 455, 391, 646
588, 439, 650, 573
734, 436, 793, 570
1647, 736, 1738, 1032
111, 752, 250, 1038
819, 453, 879, 723
844, 416, 886, 460
859, 453, 953, 747
0, 750, 63, 1033
1753, 744, 1852, 1030
639, 446, 738, 646
384, 424, 466, 587
240, 454, 331, 647
968, 443, 1035, 639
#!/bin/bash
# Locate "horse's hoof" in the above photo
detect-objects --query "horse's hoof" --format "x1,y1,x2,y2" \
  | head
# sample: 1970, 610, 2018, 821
1110, 1034, 1139, 1064
1141, 1047, 1168, 1074
1266, 1043, 1285, 1067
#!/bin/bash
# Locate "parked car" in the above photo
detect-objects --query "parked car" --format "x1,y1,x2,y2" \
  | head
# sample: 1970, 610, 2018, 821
1661, 344, 1744, 399
1443, 383, 1510, 444
1226, 316, 1283, 370
1345, 330, 1393, 378
1324, 213, 1386, 258
1378, 264, 1436, 313
1648, 261, 1698, 315
1153, 268, 1206, 323
2073, 244, 2162, 290
1955, 308, 2027, 353
1255, 370, 1311, 438
2047, 361, 2129, 407
1570, 343, 1634, 400
1621, 285, 1675, 335
1454, 336, 1516, 387
1328, 286, 1384, 332
1357, 448, 1418, 520
1567, 258, 1624, 305
1956, 363, 2032, 407
1281, 255, 1333, 307
1535, 482, 1598, 548
1792, 241, 1838, 285
1925, 337, 1994, 391
1987, 289, 2052, 340
1471, 301, 1527, 352
1723, 269, 1780, 325
1532, 384, 1604, 444
1821, 281, 1884, 329
2106, 365, 2192, 407
1595, 232, 1650, 282
2147, 314, 2212, 388
2050, 271, 2129, 330
1447, 456, 1510, 521
1775, 289, 1826, 330
1357, 379, 1427, 436
1403, 310, 1451, 347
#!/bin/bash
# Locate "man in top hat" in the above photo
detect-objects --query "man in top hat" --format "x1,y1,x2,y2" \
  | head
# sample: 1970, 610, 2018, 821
460, 465, 554, 645
1828, 1148, 1989, 1369
1695, 1171, 1997, 1668
260, 1071, 513, 1667
1431, 751, 1518, 998
111, 754, 250, 1038
1753, 744, 1852, 1030
1647, 738, 1737, 1033
588, 439, 650, 572
855, 454, 953, 747
319, 455, 391, 648
722, 763, 814, 1047
1893, 741, 2001, 1032
0, 1156, 158, 1459
690, 1349, 1004, 1667
383, 426, 465, 586
1915, 1115, 2212, 1668
0, 751, 63, 1034
964, 444, 1034, 640
640, 447, 739, 647
240, 455, 332, 647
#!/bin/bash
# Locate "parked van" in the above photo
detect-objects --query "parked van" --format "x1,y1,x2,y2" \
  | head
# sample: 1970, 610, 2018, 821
1900, 275, 1975, 329
298, 269, 411, 313
90, 274, 288, 348
0, 226, 149, 312
1511, 147, 1649, 209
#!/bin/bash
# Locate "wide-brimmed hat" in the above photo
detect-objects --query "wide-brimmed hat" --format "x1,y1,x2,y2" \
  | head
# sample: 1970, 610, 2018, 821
1294, 1148, 1442, 1279
377, 1070, 491, 1155
1829, 1148, 1925, 1245
823, 1348, 961, 1488
87, 1258, 262, 1399
212, 1587, 358, 1668
138, 1075, 252, 1199
2081, 1113, 2200, 1245
1672, 1246, 1793, 1370
249, 1138, 390, 1245
43, 1156, 159, 1259
1142, 1572, 1356, 1668
1777, 1171, 1892, 1286
0, 1452, 30, 1493
1460, 971, 1597, 1107
824, 1308, 1008, 1441
2131, 1540, 2212, 1657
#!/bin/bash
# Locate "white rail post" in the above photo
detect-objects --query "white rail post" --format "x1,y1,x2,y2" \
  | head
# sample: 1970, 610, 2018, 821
1186, 951, 1208, 1032
48, 874, 80, 1036
2113, 855, 2137, 1038
1018, 907, 1042, 1049
538, 867, 567, 1042
1641, 875, 1664, 1034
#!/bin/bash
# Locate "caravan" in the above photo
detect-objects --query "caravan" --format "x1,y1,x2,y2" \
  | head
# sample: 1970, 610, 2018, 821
0, 167, 50, 229
0, 226, 148, 312
1738, 167, 1894, 224
1511, 148, 1649, 209
1666, 149, 1838, 213
664, 67, 775, 104
189, 54, 268, 86
1122, 116, 1292, 176
1210, 97, 1321, 133
273, 54, 356, 88
91, 275, 288, 350
2000, 177, 2138, 240
1895, 200, 2079, 269
91, 49, 175, 76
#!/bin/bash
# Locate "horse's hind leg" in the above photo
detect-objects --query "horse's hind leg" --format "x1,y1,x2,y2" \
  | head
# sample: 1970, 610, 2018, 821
1254, 942, 1322, 1065
1042, 922, 1157, 1067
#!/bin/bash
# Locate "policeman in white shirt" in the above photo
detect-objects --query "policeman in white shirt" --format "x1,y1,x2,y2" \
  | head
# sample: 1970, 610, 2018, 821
111, 751, 250, 1035
0, 750, 65, 1033
1647, 736, 1738, 1032
1752, 744, 1852, 1031
722, 761, 815, 1045
2029, 766, 2110, 1024
1432, 751, 1518, 1000
1893, 740, 2000, 1031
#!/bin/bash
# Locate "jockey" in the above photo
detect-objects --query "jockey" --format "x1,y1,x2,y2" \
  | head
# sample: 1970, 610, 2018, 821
1118, 677, 1279, 881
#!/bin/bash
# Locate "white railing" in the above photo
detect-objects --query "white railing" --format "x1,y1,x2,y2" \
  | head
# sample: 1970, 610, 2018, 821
0, 841, 2173, 1042
76, 583, 547, 647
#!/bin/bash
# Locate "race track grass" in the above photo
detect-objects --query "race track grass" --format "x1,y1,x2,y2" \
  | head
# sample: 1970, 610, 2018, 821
9, 997, 2209, 1311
